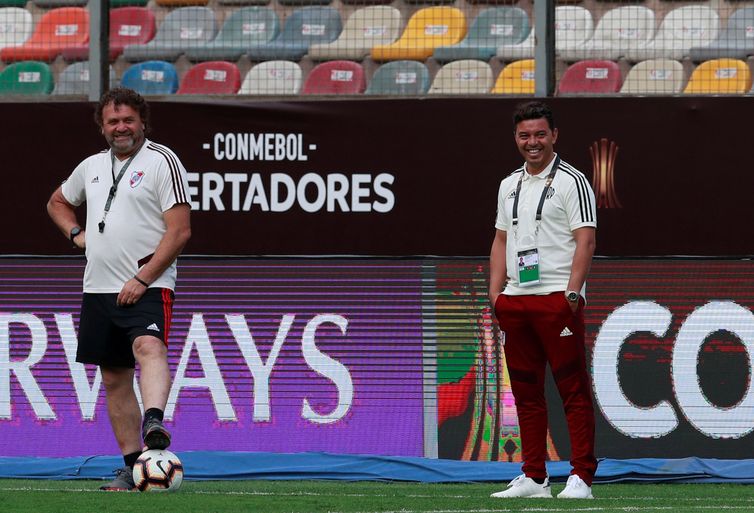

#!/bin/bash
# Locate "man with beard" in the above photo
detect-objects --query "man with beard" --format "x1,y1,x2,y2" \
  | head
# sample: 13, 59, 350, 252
47, 87, 191, 491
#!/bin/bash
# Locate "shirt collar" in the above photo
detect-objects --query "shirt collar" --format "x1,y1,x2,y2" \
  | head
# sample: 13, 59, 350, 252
523, 153, 558, 180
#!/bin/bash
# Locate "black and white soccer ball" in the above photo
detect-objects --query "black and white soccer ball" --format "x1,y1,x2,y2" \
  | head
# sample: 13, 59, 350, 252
133, 449, 184, 492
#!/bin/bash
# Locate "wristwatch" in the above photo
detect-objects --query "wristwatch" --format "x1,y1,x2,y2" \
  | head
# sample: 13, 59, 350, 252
565, 290, 580, 302
69, 226, 82, 243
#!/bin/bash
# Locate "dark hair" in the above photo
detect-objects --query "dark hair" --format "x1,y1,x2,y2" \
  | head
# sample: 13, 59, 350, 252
94, 87, 151, 133
512, 101, 555, 131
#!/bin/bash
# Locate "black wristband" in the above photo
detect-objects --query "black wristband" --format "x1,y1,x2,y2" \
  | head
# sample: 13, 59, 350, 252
134, 276, 149, 288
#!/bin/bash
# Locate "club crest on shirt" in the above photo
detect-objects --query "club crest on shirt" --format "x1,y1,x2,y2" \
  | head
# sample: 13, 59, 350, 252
130, 170, 144, 188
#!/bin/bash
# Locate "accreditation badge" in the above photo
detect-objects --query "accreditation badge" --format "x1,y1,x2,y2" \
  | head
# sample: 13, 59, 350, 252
517, 247, 540, 286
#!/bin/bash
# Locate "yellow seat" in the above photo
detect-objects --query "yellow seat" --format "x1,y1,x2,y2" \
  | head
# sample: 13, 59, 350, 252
683, 58, 751, 94
371, 6, 466, 61
491, 59, 535, 94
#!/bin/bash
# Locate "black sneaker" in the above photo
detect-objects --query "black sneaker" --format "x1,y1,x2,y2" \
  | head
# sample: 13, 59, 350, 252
100, 467, 135, 491
143, 418, 171, 450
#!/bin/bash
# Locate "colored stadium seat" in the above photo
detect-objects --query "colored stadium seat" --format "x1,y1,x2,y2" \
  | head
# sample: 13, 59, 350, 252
120, 60, 179, 95
32, 0, 86, 8
433, 7, 529, 62
302, 60, 365, 94
184, 7, 278, 61
428, 59, 492, 94
238, 60, 302, 94
371, 6, 467, 61
0, 60, 53, 94
689, 8, 754, 61
122, 7, 217, 62
0, 7, 32, 51
308, 6, 401, 61
52, 61, 116, 95
619, 59, 684, 94
683, 58, 752, 94
559, 6, 655, 61
1, 7, 88, 62
0, 0, 28, 6
557, 59, 622, 94
177, 61, 241, 94
247, 6, 341, 62
626, 6, 719, 62
62, 7, 156, 61
491, 58, 534, 94
365, 60, 430, 95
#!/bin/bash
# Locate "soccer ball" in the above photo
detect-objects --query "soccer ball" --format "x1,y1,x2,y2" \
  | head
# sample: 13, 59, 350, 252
132, 449, 184, 492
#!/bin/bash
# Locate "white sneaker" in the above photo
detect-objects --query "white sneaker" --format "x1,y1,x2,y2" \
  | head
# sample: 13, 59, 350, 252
490, 474, 553, 498
557, 474, 594, 499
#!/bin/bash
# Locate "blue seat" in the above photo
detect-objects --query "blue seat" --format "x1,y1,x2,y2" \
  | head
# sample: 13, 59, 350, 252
247, 6, 341, 61
365, 60, 430, 95
120, 60, 178, 95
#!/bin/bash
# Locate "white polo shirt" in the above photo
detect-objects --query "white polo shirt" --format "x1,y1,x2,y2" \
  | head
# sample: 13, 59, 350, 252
495, 154, 596, 296
62, 139, 191, 293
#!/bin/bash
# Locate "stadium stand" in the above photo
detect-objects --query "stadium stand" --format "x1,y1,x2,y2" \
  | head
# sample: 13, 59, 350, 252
120, 59, 179, 94
0, 7, 32, 51
433, 7, 530, 63
683, 58, 752, 94
177, 60, 241, 94
0, 60, 53, 94
491, 58, 534, 94
238, 60, 302, 94
557, 59, 622, 94
52, 61, 116, 95
365, 60, 430, 95
62, 6, 156, 61
371, 6, 467, 61
619, 59, 684, 94
689, 7, 754, 61
626, 6, 719, 62
308, 5, 401, 61
302, 59, 365, 94
0, 7, 88, 62
559, 5, 655, 61
428, 59, 492, 94
246, 6, 341, 61
122, 6, 217, 62
184, 6, 279, 61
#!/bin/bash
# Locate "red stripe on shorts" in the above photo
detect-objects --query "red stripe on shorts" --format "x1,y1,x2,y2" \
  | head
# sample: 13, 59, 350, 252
162, 289, 173, 345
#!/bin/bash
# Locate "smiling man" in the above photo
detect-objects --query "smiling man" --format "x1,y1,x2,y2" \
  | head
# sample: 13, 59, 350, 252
46, 88, 191, 491
488, 101, 598, 500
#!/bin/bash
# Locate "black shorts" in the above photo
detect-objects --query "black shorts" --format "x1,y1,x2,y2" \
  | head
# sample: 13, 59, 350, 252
76, 288, 175, 368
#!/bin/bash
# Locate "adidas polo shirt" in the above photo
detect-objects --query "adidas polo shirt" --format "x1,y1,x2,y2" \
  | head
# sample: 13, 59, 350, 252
62, 139, 191, 293
495, 154, 596, 296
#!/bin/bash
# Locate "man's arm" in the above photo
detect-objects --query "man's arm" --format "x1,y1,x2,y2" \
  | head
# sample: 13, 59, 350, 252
566, 226, 596, 311
117, 203, 191, 306
47, 186, 86, 248
489, 229, 508, 306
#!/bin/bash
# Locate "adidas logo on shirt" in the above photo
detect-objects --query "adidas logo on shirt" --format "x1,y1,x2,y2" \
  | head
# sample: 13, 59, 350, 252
146, 323, 160, 332
560, 327, 573, 337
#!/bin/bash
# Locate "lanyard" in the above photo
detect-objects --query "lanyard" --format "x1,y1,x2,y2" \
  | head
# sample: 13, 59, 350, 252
98, 144, 143, 233
511, 156, 559, 238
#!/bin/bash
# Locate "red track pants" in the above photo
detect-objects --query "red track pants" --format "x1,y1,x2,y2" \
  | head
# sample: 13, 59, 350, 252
495, 292, 597, 485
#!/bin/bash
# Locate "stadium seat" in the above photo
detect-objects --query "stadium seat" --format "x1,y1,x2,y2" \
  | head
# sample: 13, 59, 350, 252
219, 0, 270, 6
184, 7, 279, 61
32, 0, 86, 7
0, 7, 32, 52
302, 60, 365, 94
0, 60, 53, 94
689, 8, 754, 61
247, 6, 341, 62
557, 59, 622, 94
340, 0, 391, 5
278, 0, 331, 6
238, 60, 302, 94
491, 58, 534, 94
0, 0, 28, 6
308, 6, 401, 61
120, 60, 179, 95
371, 6, 467, 61
52, 61, 116, 95
62, 7, 156, 61
110, 0, 149, 6
683, 58, 752, 94
433, 7, 529, 63
553, 5, 594, 57
626, 6, 719, 62
122, 7, 217, 62
1, 7, 88, 62
559, 6, 655, 61
428, 59, 492, 94
156, 0, 209, 7
619, 59, 684, 94
365, 60, 430, 95
178, 61, 240, 94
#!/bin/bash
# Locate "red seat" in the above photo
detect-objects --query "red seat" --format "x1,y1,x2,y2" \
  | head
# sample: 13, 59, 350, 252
557, 59, 622, 95
1, 7, 88, 62
62, 7, 156, 61
177, 61, 241, 94
302, 60, 365, 95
